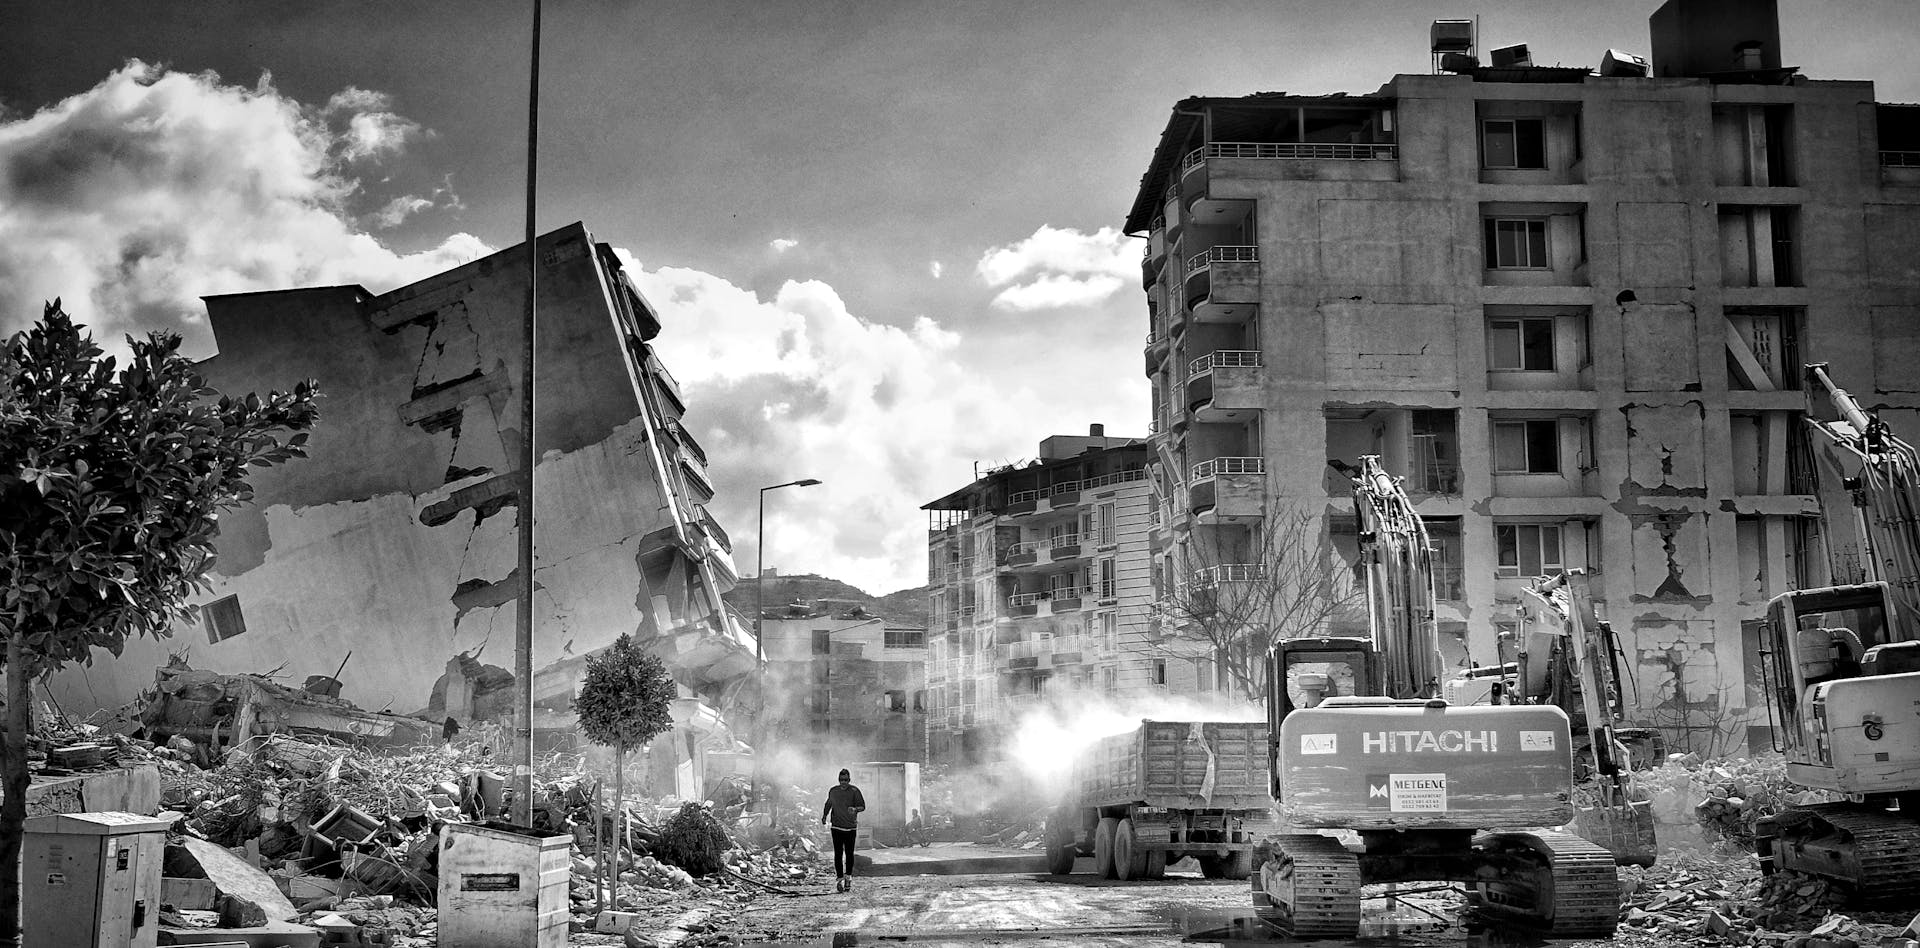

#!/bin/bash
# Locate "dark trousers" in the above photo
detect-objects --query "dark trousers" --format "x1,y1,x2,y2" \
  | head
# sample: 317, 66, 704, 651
831, 827, 857, 876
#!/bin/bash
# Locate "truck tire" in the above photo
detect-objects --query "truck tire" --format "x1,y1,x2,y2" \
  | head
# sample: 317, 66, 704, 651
1093, 817, 1120, 879
1226, 849, 1254, 880
1145, 849, 1167, 880
1198, 854, 1228, 878
1113, 819, 1149, 881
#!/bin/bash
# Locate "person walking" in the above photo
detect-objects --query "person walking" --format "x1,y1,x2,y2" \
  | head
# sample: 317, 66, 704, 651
821, 768, 866, 892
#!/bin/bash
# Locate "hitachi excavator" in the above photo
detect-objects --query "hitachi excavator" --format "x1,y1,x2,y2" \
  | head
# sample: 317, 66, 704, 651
1447, 570, 1660, 867
1753, 365, 1920, 906
1252, 457, 1622, 937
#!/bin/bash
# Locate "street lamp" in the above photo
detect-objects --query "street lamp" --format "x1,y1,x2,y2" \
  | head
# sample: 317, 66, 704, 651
753, 478, 820, 836
755, 478, 822, 663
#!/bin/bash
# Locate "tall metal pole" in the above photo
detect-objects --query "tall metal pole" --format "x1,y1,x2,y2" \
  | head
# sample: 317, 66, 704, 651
750, 478, 819, 833
511, 0, 542, 827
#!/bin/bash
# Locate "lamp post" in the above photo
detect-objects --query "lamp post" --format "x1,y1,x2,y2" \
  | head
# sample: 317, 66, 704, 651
753, 478, 820, 833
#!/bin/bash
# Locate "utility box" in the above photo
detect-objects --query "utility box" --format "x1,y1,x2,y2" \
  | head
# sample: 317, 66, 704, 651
24, 811, 172, 948
437, 821, 571, 948
846, 762, 920, 846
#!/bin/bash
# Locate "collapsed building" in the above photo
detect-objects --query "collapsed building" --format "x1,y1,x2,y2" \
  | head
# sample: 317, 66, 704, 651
48, 222, 754, 798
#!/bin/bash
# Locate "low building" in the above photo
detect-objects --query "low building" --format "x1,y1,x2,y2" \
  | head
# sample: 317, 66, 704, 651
758, 599, 927, 764
922, 426, 1201, 766
48, 222, 753, 798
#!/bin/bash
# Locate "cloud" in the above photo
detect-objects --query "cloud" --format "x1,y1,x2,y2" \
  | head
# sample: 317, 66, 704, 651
769, 237, 798, 253
976, 224, 1135, 311
0, 61, 488, 351
372, 195, 434, 228
929, 261, 944, 278
625, 253, 1037, 594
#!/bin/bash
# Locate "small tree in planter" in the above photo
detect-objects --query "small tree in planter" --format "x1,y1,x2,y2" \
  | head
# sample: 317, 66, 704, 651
0, 303, 318, 948
573, 633, 675, 911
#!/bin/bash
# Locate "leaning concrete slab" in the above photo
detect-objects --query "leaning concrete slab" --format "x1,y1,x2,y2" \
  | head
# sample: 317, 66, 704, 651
20, 763, 161, 816
178, 837, 299, 922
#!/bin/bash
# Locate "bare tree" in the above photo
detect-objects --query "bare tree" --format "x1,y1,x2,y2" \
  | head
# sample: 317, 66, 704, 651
1142, 499, 1361, 701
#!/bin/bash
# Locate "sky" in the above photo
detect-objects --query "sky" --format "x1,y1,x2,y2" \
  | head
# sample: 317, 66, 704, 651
3, 1, 1917, 596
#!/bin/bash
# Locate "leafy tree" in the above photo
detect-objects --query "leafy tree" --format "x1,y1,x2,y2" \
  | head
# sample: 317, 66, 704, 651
574, 633, 675, 911
0, 302, 318, 947
1145, 499, 1360, 701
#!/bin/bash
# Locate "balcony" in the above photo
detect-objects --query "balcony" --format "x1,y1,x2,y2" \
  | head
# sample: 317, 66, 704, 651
1001, 540, 1039, 568
1189, 457, 1267, 522
1004, 488, 1040, 515
1181, 142, 1398, 211
1048, 532, 1085, 560
1141, 222, 1168, 287
1184, 246, 1259, 311
1006, 587, 1092, 618
1145, 330, 1170, 374
1186, 350, 1263, 424
1190, 563, 1264, 587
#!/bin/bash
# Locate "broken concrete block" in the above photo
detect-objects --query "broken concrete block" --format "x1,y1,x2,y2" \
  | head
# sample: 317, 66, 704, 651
179, 837, 299, 922
1902, 914, 1920, 940
596, 910, 643, 934
1706, 909, 1735, 937
156, 920, 320, 947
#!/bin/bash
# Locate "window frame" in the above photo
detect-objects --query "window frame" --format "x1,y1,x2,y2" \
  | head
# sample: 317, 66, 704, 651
1495, 523, 1566, 578
1488, 316, 1557, 372
1492, 418, 1563, 474
204, 594, 247, 644
1484, 218, 1551, 269
1482, 117, 1548, 170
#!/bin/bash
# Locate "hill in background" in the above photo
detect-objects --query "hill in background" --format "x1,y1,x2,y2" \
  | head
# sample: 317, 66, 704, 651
723, 573, 931, 629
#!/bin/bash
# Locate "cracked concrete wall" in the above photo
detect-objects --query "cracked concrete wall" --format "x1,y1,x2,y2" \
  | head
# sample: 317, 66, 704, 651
1143, 71, 1920, 753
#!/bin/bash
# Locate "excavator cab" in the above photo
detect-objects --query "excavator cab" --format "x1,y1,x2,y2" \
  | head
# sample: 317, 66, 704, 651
1761, 581, 1918, 796
1265, 637, 1378, 798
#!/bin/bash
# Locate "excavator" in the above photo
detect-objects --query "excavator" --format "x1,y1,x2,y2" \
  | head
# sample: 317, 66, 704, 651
1447, 570, 1660, 867
1252, 457, 1622, 937
1753, 364, 1920, 905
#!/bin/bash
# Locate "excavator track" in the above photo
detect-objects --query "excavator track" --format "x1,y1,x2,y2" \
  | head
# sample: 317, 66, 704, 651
1770, 803, 1920, 907
1251, 834, 1363, 938
1471, 830, 1620, 937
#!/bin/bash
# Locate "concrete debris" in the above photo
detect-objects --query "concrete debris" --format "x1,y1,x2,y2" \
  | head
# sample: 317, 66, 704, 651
1617, 852, 1916, 948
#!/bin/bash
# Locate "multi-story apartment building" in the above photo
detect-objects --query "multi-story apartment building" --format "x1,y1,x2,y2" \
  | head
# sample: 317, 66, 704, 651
48, 222, 755, 798
758, 599, 928, 764
1127, 0, 1920, 753
922, 427, 1207, 765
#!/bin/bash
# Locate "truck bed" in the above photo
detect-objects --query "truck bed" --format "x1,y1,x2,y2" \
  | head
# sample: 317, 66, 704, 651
1074, 720, 1271, 810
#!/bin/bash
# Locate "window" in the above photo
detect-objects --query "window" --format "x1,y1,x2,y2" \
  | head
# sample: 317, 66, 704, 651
1496, 524, 1564, 577
883, 629, 925, 649
1095, 502, 1116, 546
1102, 611, 1118, 650
204, 595, 246, 643
811, 688, 831, 714
1489, 317, 1555, 371
809, 719, 830, 735
1097, 558, 1117, 599
1484, 219, 1549, 269
1153, 660, 1168, 686
1483, 118, 1546, 169
1049, 572, 1078, 596
811, 629, 832, 655
1493, 419, 1561, 474
912, 689, 926, 712
1101, 666, 1117, 692
884, 690, 907, 712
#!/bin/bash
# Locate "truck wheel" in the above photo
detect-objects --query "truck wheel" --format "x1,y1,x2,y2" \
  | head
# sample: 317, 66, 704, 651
1144, 849, 1167, 880
1198, 854, 1227, 878
1093, 817, 1120, 879
1113, 819, 1148, 881
1225, 849, 1254, 880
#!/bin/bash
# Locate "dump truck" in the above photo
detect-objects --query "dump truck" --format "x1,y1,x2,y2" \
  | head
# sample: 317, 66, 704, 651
1043, 719, 1280, 880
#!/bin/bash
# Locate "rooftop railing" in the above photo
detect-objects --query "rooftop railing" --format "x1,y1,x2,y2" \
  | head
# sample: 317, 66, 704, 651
1184, 141, 1398, 170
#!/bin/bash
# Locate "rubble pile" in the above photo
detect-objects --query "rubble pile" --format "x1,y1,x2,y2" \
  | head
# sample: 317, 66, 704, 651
1616, 853, 1920, 948
130, 728, 827, 944
1635, 753, 1840, 850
